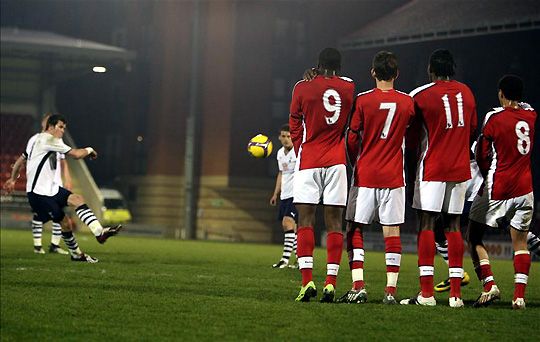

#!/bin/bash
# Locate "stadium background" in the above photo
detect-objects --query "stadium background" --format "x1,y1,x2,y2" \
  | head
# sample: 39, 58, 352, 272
1, 0, 539, 251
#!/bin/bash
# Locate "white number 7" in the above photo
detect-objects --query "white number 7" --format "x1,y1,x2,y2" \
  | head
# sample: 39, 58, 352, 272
380, 102, 396, 139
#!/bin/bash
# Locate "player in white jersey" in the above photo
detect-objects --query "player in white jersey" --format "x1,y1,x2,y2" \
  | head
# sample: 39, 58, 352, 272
270, 124, 298, 269
4, 113, 72, 254
5, 114, 122, 262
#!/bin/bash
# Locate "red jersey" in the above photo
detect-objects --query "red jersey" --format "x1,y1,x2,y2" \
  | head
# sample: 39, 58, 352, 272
410, 80, 477, 182
348, 88, 415, 188
290, 75, 355, 170
477, 104, 536, 200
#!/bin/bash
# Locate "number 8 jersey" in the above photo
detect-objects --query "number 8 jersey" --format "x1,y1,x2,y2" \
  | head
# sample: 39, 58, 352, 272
410, 80, 477, 182
476, 104, 536, 200
289, 75, 355, 170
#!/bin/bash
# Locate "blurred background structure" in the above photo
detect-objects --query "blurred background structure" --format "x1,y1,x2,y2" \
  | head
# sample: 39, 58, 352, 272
1, 1, 539, 252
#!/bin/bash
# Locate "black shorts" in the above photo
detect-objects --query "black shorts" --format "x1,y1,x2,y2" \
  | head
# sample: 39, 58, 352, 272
278, 197, 298, 222
27, 187, 71, 223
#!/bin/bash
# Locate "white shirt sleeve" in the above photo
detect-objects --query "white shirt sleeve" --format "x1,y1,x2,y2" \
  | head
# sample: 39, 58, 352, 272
43, 135, 71, 154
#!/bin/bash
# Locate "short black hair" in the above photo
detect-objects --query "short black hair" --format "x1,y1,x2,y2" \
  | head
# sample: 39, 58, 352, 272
46, 114, 66, 129
318, 48, 341, 71
499, 74, 523, 101
279, 124, 290, 133
372, 51, 398, 81
429, 49, 455, 77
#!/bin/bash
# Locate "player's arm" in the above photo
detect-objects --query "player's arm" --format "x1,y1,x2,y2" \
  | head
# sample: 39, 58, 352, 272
3, 154, 26, 194
469, 105, 479, 159
404, 102, 421, 200
270, 171, 282, 206
60, 158, 73, 190
346, 98, 363, 165
475, 123, 492, 179
289, 84, 303, 155
67, 147, 98, 160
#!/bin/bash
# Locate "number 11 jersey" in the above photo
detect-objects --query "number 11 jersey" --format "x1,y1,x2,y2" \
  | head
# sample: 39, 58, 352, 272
410, 80, 477, 182
289, 75, 355, 170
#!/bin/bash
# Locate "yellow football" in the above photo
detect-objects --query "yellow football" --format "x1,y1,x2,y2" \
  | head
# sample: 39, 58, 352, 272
247, 134, 273, 158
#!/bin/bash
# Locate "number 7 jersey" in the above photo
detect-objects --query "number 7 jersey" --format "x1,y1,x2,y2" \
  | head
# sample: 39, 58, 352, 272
476, 104, 536, 200
410, 80, 477, 182
290, 75, 355, 170
348, 88, 415, 188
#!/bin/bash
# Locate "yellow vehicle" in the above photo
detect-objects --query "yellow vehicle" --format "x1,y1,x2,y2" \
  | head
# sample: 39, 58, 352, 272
100, 188, 132, 225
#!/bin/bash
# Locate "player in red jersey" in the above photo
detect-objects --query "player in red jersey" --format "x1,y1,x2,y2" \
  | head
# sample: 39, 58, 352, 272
289, 48, 355, 302
337, 51, 414, 305
400, 49, 477, 307
467, 75, 536, 310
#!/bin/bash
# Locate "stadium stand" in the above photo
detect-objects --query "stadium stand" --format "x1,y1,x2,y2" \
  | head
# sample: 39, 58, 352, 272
0, 113, 34, 192
340, 0, 540, 50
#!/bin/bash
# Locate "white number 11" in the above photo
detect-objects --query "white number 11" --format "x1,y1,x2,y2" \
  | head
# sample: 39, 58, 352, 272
442, 92, 464, 129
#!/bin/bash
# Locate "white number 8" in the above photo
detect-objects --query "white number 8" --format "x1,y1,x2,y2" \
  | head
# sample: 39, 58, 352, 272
515, 121, 530, 155
323, 89, 341, 125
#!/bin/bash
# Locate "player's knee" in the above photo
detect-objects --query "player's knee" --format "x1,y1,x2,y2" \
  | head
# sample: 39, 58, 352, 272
51, 211, 65, 224
68, 194, 85, 207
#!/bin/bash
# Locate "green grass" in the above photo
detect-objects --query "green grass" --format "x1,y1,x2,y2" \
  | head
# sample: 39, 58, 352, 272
1, 228, 538, 341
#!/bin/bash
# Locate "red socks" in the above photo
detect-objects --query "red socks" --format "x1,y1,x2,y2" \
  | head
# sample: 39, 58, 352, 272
384, 236, 401, 295
418, 230, 435, 298
325, 231, 343, 287
513, 251, 531, 300
297, 226, 315, 286
445, 231, 464, 298
475, 259, 495, 291
347, 229, 365, 290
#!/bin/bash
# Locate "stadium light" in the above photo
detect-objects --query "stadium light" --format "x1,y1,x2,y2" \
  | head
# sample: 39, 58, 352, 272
92, 66, 107, 73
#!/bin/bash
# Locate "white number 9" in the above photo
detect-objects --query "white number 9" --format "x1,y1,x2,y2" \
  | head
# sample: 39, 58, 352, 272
323, 89, 341, 125
515, 121, 530, 155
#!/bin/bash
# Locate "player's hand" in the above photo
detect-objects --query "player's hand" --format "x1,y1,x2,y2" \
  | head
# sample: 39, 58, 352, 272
303, 68, 317, 81
2, 179, 16, 194
89, 150, 98, 160
270, 195, 277, 206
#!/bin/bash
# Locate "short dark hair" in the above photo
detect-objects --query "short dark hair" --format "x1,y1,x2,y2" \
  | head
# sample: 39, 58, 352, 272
498, 74, 523, 101
429, 49, 455, 77
279, 124, 290, 133
318, 48, 341, 71
46, 114, 66, 129
372, 51, 398, 81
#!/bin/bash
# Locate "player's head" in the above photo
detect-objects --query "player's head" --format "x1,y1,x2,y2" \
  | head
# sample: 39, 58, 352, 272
371, 51, 398, 81
46, 114, 67, 138
40, 113, 52, 132
318, 48, 341, 75
498, 74, 523, 103
428, 49, 455, 79
278, 124, 292, 150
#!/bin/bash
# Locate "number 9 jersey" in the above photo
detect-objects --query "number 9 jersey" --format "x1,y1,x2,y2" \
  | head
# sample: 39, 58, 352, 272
410, 80, 477, 182
476, 104, 536, 200
289, 75, 355, 170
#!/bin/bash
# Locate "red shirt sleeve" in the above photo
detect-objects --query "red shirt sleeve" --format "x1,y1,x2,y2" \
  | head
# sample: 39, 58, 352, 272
289, 85, 303, 155
475, 119, 493, 178
346, 97, 363, 164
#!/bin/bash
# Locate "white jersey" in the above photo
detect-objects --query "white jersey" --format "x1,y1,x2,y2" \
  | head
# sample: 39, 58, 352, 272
277, 146, 296, 200
25, 132, 71, 196
23, 134, 66, 190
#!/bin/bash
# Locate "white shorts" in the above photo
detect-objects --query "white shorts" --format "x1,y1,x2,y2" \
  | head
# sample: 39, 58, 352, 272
469, 191, 534, 231
346, 186, 405, 225
413, 180, 467, 214
293, 164, 347, 206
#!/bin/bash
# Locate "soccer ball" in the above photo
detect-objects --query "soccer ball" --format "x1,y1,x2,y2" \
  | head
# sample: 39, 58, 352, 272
247, 134, 273, 158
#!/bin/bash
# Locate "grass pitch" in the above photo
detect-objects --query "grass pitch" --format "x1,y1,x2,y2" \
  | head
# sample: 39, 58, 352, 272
1, 228, 538, 341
